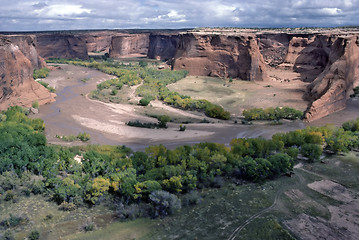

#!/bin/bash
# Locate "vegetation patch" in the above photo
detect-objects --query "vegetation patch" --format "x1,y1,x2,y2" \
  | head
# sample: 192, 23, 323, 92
56, 132, 91, 142
37, 80, 56, 93
243, 107, 303, 121
33, 68, 50, 79
46, 58, 230, 120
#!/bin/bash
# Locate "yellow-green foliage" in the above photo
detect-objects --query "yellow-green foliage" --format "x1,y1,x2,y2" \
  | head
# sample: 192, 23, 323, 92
33, 68, 50, 79
243, 107, 303, 121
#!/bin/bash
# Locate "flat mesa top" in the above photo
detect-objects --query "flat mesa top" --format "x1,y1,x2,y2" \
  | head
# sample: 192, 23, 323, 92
187, 27, 359, 36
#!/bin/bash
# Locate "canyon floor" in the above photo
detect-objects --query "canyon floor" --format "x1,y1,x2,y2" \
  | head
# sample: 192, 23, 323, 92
35, 63, 310, 150
11, 60, 359, 240
35, 62, 359, 151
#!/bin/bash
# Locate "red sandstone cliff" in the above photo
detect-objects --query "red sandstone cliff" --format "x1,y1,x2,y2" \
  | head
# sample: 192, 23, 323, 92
109, 34, 149, 58
172, 33, 268, 81
304, 36, 359, 122
83, 31, 117, 53
6, 35, 47, 69
147, 34, 180, 61
0, 36, 55, 110
36, 34, 89, 60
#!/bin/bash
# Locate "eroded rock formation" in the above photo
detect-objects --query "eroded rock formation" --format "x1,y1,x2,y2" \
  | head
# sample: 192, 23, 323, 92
36, 34, 89, 60
109, 34, 149, 58
0, 36, 55, 110
147, 34, 180, 61
172, 33, 268, 81
83, 31, 116, 53
6, 35, 47, 69
304, 36, 359, 122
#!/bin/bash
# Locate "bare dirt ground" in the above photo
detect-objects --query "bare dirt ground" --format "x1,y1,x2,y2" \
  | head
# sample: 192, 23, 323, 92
35, 64, 306, 150
168, 67, 310, 117
283, 165, 359, 240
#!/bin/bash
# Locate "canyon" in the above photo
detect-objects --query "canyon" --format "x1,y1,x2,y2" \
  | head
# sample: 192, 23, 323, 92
0, 35, 55, 110
0, 28, 358, 121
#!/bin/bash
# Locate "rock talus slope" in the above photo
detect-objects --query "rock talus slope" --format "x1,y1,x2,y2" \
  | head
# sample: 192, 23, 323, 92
0, 36, 55, 110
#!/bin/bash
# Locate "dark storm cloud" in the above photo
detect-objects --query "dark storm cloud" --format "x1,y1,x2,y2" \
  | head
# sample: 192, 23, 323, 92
0, 0, 358, 31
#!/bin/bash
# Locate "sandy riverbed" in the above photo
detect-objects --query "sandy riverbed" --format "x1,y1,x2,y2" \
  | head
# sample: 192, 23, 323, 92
34, 64, 358, 151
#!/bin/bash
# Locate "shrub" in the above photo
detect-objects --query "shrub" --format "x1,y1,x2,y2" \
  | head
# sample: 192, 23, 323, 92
139, 96, 152, 106
149, 190, 181, 217
157, 115, 171, 128
0, 171, 20, 191
0, 214, 27, 228
4, 190, 15, 202
28, 230, 40, 240
301, 144, 322, 162
182, 191, 202, 206
111, 89, 118, 95
1, 230, 14, 240
82, 219, 95, 232
33, 68, 50, 79
59, 201, 77, 211
179, 125, 186, 131
117, 203, 142, 220
243, 107, 302, 121
30, 180, 45, 195
77, 132, 91, 142
32, 101, 39, 109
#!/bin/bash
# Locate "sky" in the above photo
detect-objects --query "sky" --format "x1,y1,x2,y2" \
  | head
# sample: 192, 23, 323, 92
0, 0, 358, 31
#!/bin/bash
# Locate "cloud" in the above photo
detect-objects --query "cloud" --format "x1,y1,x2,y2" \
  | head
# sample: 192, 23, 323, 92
0, 0, 358, 31
34, 4, 91, 18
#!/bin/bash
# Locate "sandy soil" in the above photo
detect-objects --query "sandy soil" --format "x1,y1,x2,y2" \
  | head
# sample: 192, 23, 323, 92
285, 179, 359, 240
34, 64, 307, 150
168, 67, 310, 117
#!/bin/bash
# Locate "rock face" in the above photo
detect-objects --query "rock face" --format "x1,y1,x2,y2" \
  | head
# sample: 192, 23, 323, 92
281, 35, 331, 82
304, 36, 359, 122
36, 34, 89, 60
109, 34, 149, 58
0, 36, 55, 110
6, 35, 47, 69
172, 33, 268, 80
147, 34, 180, 61
83, 31, 116, 53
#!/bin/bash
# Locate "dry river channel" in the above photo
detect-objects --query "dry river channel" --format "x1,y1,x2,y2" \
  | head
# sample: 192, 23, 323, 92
34, 64, 359, 151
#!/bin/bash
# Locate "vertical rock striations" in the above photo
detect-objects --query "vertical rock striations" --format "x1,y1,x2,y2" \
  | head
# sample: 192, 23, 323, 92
6, 35, 47, 69
304, 36, 359, 122
0, 36, 55, 110
36, 34, 89, 60
109, 34, 149, 58
147, 34, 180, 61
172, 33, 268, 81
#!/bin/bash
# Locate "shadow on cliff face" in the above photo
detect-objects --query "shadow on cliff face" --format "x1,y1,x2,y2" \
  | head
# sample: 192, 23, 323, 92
292, 36, 330, 82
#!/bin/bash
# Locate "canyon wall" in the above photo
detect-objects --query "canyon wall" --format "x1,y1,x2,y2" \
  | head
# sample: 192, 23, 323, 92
0, 36, 55, 110
147, 34, 180, 61
172, 33, 268, 81
6, 35, 47, 69
83, 31, 117, 53
2, 29, 358, 121
36, 34, 89, 60
304, 36, 359, 122
109, 34, 149, 58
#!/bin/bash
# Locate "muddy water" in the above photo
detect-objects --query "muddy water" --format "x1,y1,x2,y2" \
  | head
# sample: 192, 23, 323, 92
35, 64, 357, 151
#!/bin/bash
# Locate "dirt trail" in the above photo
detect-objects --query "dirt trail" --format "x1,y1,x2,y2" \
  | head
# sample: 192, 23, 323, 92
227, 189, 281, 240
